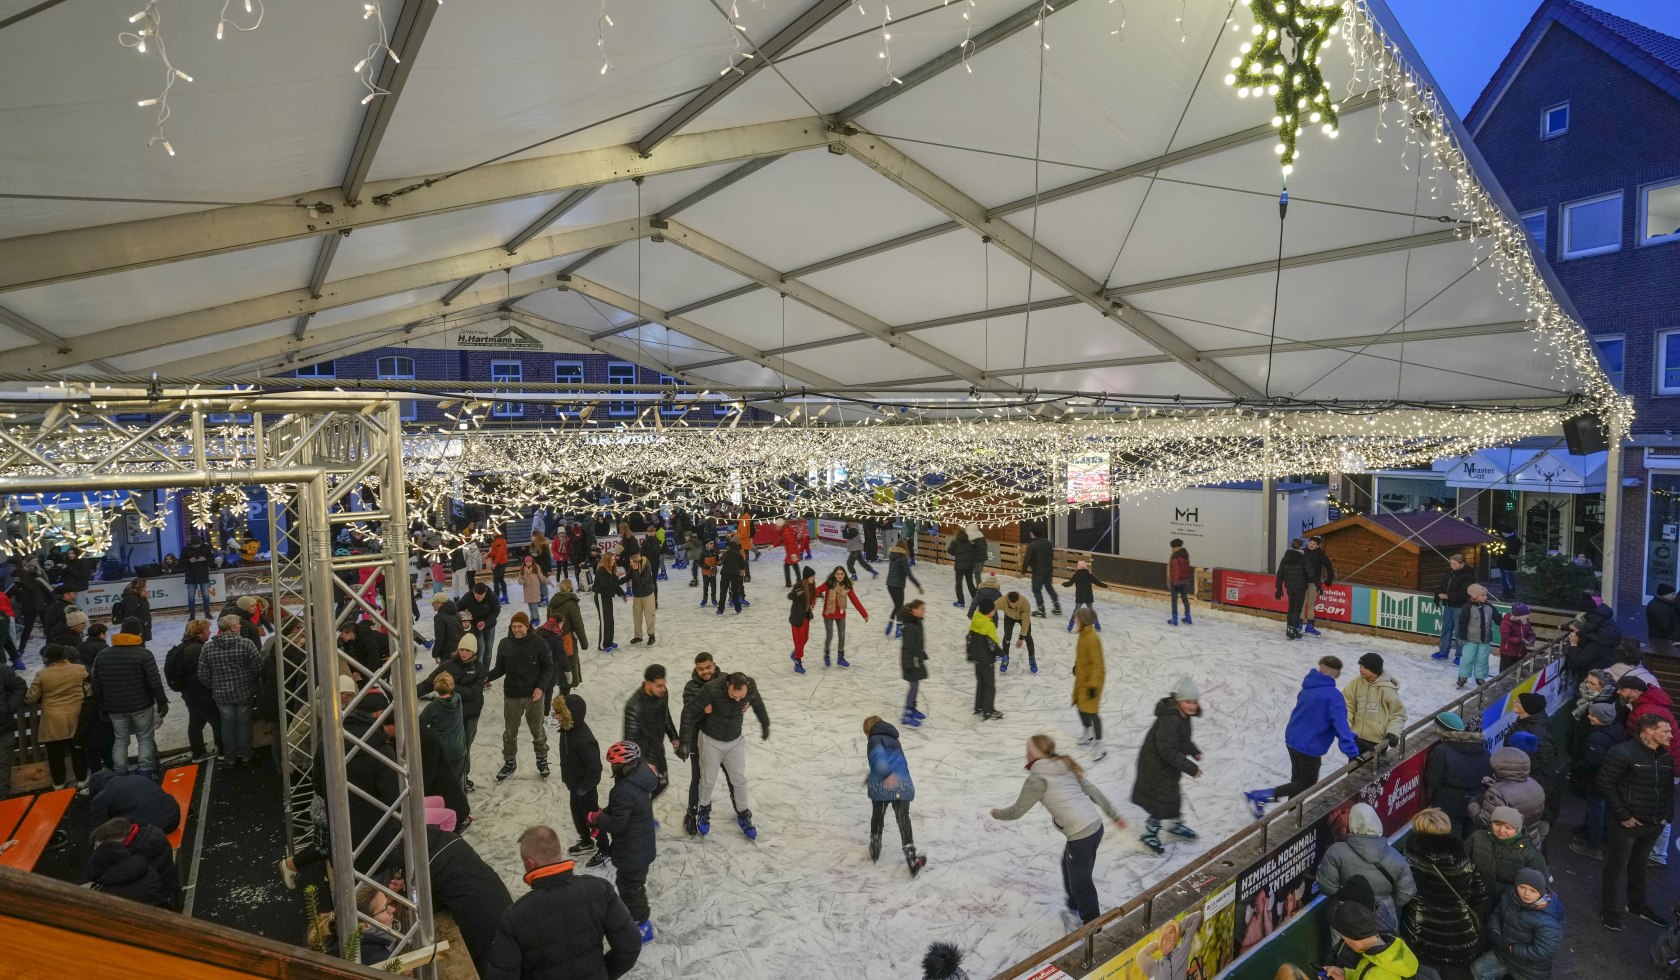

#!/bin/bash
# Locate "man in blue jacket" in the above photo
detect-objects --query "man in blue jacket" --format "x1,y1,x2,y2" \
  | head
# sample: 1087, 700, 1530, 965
1244, 655, 1362, 818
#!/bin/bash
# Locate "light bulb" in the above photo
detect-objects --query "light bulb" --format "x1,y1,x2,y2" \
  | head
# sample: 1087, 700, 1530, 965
1281, 163, 1294, 175
137, 39, 146, 52
216, 21, 224, 39
361, 91, 377, 104
137, 98, 158, 107
1230, 56, 1241, 68
1270, 115, 1282, 127
129, 8, 149, 23
1224, 73, 1237, 86
163, 140, 175, 156
174, 69, 193, 81
1274, 143, 1286, 155
354, 58, 368, 73
603, 13, 613, 25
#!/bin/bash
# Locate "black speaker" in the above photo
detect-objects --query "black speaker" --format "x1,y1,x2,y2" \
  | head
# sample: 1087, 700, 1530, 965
1563, 414, 1608, 455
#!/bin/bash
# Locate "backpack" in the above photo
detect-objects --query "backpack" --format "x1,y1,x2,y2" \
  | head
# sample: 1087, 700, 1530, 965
162, 642, 188, 692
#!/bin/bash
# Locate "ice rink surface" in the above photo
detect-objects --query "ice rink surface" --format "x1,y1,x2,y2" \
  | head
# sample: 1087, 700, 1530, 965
17, 543, 1465, 978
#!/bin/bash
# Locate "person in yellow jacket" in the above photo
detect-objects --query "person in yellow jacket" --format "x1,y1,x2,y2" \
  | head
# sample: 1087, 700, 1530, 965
1326, 900, 1426, 980
1343, 653, 1408, 756
1073, 607, 1107, 761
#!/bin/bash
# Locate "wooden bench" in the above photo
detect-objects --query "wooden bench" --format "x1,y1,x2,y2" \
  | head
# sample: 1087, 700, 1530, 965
0, 794, 31, 843
160, 765, 199, 850
0, 788, 74, 871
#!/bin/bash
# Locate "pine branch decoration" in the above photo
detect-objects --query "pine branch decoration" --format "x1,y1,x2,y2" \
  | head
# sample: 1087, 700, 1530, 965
1226, 0, 1344, 175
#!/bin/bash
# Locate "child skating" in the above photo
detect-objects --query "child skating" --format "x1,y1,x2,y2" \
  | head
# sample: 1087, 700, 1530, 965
787, 566, 817, 675
590, 740, 660, 943
698, 539, 719, 608
1166, 539, 1193, 626
863, 714, 926, 876
1063, 560, 1109, 632
900, 600, 927, 726
815, 566, 868, 668
1130, 676, 1203, 855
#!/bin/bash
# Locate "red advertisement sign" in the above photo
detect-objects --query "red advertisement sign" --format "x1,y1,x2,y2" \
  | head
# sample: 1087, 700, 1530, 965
1373, 750, 1430, 834
1212, 570, 1353, 622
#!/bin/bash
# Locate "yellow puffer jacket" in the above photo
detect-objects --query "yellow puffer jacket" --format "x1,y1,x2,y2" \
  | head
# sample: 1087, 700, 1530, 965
1073, 626, 1104, 713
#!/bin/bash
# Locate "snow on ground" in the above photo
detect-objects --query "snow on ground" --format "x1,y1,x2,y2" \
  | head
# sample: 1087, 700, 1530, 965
15, 545, 1465, 978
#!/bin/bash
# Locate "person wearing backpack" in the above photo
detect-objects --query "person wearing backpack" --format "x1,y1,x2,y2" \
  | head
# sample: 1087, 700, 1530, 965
164, 619, 221, 761
112, 577, 153, 643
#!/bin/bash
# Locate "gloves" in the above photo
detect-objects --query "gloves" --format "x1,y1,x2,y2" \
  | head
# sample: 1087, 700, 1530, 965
155, 702, 169, 720
1274, 590, 1283, 600
675, 742, 689, 761
761, 725, 770, 741
587, 809, 601, 826
1385, 733, 1400, 749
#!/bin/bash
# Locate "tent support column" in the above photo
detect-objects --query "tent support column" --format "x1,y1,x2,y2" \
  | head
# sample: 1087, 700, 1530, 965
1602, 418, 1624, 604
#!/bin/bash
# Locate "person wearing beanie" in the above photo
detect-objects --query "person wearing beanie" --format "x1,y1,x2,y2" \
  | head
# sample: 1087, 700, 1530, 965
89, 616, 169, 776
42, 587, 78, 647
1325, 896, 1424, 980
420, 632, 489, 790
1455, 583, 1498, 688
1062, 559, 1108, 633
1646, 583, 1679, 660
1469, 746, 1549, 845
1400, 807, 1489, 969
1272, 538, 1309, 641
1466, 805, 1550, 904
1021, 526, 1061, 618
1072, 607, 1107, 758
1568, 700, 1629, 859
1299, 535, 1334, 638
540, 580, 589, 692
1131, 676, 1203, 855
1318, 802, 1416, 932
486, 611, 554, 784
1431, 552, 1477, 663
966, 597, 1002, 721
1510, 693, 1561, 826
1166, 538, 1195, 627
1498, 601, 1538, 674
945, 526, 981, 608
1343, 653, 1406, 756
1597, 712, 1676, 931
1245, 656, 1361, 818
1473, 866, 1563, 980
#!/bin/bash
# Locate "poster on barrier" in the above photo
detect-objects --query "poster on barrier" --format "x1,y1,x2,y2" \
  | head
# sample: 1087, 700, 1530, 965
1086, 906, 1207, 980
1191, 883, 1238, 979
1023, 963, 1077, 980
1233, 820, 1330, 958
1479, 658, 1567, 748
1211, 570, 1353, 622
815, 518, 847, 543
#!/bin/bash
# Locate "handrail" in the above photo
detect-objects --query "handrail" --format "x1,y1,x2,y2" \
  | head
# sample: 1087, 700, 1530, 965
992, 637, 1568, 979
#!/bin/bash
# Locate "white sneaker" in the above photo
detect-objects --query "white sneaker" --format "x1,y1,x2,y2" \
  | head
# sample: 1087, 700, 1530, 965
1089, 740, 1107, 762
1060, 909, 1083, 932
1077, 733, 1095, 747
278, 858, 298, 890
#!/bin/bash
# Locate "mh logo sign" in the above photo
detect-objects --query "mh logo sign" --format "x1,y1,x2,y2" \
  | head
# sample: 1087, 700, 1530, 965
1174, 508, 1199, 523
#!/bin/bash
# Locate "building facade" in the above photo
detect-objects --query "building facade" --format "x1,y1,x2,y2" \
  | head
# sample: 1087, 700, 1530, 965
1466, 0, 1680, 627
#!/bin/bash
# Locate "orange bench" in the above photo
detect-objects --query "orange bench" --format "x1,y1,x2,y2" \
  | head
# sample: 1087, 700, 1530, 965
159, 765, 198, 850
0, 794, 32, 842
0, 788, 73, 871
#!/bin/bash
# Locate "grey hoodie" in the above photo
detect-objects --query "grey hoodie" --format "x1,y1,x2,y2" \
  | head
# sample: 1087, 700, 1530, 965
1468, 747, 1548, 842
1315, 803, 1417, 931
994, 757, 1120, 841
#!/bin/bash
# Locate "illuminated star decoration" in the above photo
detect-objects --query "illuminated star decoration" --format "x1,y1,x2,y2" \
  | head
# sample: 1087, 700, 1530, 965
1227, 0, 1343, 176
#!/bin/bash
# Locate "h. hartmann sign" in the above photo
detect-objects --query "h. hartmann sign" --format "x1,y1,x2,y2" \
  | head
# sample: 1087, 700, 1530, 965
457, 323, 544, 351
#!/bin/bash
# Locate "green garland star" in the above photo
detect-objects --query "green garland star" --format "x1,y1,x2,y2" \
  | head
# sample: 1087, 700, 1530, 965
1226, 0, 1344, 175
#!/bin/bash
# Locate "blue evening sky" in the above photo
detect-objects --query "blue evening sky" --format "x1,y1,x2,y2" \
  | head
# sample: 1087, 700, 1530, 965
1386, 0, 1680, 113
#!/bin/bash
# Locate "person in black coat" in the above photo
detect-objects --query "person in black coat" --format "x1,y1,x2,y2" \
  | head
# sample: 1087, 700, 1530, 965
431, 593, 464, 662
1598, 712, 1675, 930
459, 583, 501, 666
87, 769, 182, 834
946, 529, 979, 608
347, 718, 403, 874
422, 826, 512, 976
420, 634, 488, 786
1021, 528, 1059, 617
12, 561, 54, 650
1399, 807, 1488, 968
84, 818, 176, 909
1424, 711, 1492, 838
591, 744, 660, 935
163, 620, 222, 760
555, 693, 606, 857
111, 578, 153, 642
1131, 677, 1203, 855
338, 619, 391, 670
1273, 538, 1310, 640
1430, 553, 1478, 661
482, 824, 640, 980
677, 655, 740, 838
900, 601, 928, 727
590, 552, 625, 652
42, 589, 77, 644
622, 665, 677, 799
1647, 585, 1679, 659
1566, 604, 1622, 684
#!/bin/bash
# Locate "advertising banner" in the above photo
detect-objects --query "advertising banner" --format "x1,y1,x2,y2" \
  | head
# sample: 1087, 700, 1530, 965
78, 574, 221, 614
1211, 570, 1354, 623
1478, 657, 1567, 748
1233, 821, 1330, 959
1371, 750, 1430, 834
1213, 569, 1513, 644
815, 519, 847, 543
1066, 452, 1111, 505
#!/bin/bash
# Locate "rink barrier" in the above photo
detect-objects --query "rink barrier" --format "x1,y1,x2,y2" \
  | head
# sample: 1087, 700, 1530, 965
991, 638, 1569, 980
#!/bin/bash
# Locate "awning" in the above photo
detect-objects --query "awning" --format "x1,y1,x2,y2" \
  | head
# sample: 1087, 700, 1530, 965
1432, 448, 1608, 492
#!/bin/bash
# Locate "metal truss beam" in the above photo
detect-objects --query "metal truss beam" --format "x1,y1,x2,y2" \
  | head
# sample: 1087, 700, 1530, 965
502, 187, 598, 255
509, 312, 688, 379
838, 130, 1264, 398
1103, 228, 1467, 298
223, 313, 505, 378
0, 304, 118, 373
15, 219, 649, 374
0, 117, 831, 292
636, 0, 855, 154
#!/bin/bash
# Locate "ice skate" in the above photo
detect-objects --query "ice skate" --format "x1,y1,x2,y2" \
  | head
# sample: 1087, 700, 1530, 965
1302, 623, 1321, 636
657, 571, 667, 581
740, 598, 750, 606
1032, 607, 1046, 618
1167, 821, 1199, 840
1051, 604, 1063, 617
1285, 627, 1301, 640
602, 642, 618, 653
952, 599, 965, 608
1456, 677, 1467, 689
1029, 659, 1039, 674
885, 621, 894, 636
982, 710, 1004, 721
901, 709, 920, 728
999, 655, 1009, 674
737, 809, 758, 841
1243, 789, 1274, 819
697, 804, 712, 836
586, 850, 611, 868
715, 606, 724, 617
684, 808, 699, 837
1077, 731, 1095, 748
689, 580, 698, 587
824, 652, 832, 667
1182, 613, 1192, 625
1140, 832, 1165, 856
1094, 621, 1101, 632
1167, 616, 1178, 627
894, 622, 903, 639
638, 921, 655, 944
465, 777, 475, 792
495, 759, 517, 783
793, 659, 806, 674
630, 637, 642, 645
1089, 740, 1107, 762
700, 597, 709, 607
909, 708, 925, 720
869, 835, 882, 862
904, 845, 926, 877
537, 760, 550, 778
836, 653, 851, 667
1430, 651, 1449, 660
1066, 616, 1075, 632
647, 634, 656, 646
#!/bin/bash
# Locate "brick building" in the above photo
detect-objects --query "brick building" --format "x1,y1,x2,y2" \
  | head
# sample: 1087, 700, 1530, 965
1466, 0, 1680, 628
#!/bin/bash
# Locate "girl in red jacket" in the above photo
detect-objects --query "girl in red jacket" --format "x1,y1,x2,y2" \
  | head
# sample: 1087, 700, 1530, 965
1167, 539, 1193, 627
815, 567, 868, 668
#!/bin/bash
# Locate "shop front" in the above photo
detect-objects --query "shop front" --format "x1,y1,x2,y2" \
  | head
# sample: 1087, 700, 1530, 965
1430, 447, 1607, 567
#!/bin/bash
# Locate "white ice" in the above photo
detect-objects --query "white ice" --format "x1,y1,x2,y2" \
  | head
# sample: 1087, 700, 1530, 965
20, 545, 1467, 978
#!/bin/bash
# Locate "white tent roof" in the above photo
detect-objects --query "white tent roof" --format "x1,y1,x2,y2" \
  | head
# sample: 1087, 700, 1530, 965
0, 0, 1620, 415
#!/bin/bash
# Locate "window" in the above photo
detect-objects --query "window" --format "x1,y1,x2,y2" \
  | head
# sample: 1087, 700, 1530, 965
607, 362, 636, 417
1660, 331, 1680, 395
295, 360, 335, 378
1594, 336, 1624, 391
1519, 209, 1547, 258
656, 374, 684, 417
1641, 178, 1680, 246
1541, 102, 1568, 138
551, 361, 583, 416
490, 360, 523, 418
1561, 192, 1622, 259
376, 355, 417, 422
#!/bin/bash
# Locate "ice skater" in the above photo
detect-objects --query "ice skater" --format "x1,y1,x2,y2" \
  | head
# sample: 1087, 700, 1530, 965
967, 598, 1003, 720
989, 734, 1126, 930
1063, 561, 1108, 632
681, 531, 705, 588
623, 553, 658, 646
1456, 584, 1496, 689
679, 670, 769, 840
844, 521, 878, 579
621, 665, 678, 801
787, 567, 817, 674
1166, 539, 1193, 627
885, 540, 923, 636
487, 612, 553, 784
947, 526, 981, 608
1131, 676, 1203, 855
1022, 527, 1061, 619
591, 550, 624, 653
999, 590, 1037, 674
1301, 536, 1334, 636
779, 519, 803, 587
589, 741, 660, 943
863, 714, 925, 875
1072, 608, 1107, 759
678, 653, 740, 836
552, 693, 604, 859
1244, 656, 1362, 817
698, 539, 719, 607
718, 537, 748, 615
900, 600, 927, 727
1274, 538, 1308, 640
815, 566, 868, 668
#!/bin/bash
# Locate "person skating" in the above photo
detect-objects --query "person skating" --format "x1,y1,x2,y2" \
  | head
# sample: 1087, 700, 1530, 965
1431, 553, 1476, 662
621, 664, 678, 805
1300, 536, 1334, 636
623, 553, 658, 646
678, 653, 740, 834
486, 612, 553, 784
1344, 653, 1407, 756
1022, 527, 1061, 618
1131, 676, 1204, 855
989, 734, 1126, 930
1274, 538, 1309, 640
419, 634, 488, 789
779, 519, 803, 587
787, 567, 817, 674
900, 600, 928, 727
591, 551, 624, 653
968, 598, 1003, 721
1316, 802, 1417, 932
682, 531, 706, 588
487, 530, 509, 603
947, 526, 981, 608
1456, 584, 1497, 688
698, 539, 720, 608
1244, 655, 1361, 817
718, 537, 749, 615
1471, 868, 1564, 980
1399, 808, 1489, 970
999, 590, 1038, 674
885, 540, 923, 636
844, 520, 878, 579
541, 581, 589, 692
516, 554, 546, 623
679, 668, 769, 840
815, 566, 868, 668
483, 824, 641, 979
591, 741, 661, 943
1072, 607, 1107, 758
1166, 538, 1194, 627
553, 693, 605, 858
1597, 713, 1673, 932
1061, 560, 1109, 632
864, 714, 925, 875
459, 582, 501, 662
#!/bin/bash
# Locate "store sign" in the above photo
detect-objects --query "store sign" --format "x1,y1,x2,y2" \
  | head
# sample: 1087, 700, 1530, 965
456, 322, 544, 351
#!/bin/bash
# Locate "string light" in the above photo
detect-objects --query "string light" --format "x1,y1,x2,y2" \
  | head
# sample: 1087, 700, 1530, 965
355, 2, 397, 105
1227, 0, 1343, 176
1108, 0, 1126, 40
598, 0, 613, 76
119, 3, 191, 156
216, 0, 263, 41
955, 0, 979, 70
721, 0, 754, 77
878, 4, 902, 86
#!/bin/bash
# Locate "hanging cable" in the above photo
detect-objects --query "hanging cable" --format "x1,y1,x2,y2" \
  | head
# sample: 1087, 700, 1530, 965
1017, 1, 1052, 391
1263, 184, 1288, 398
1395, 139, 1424, 400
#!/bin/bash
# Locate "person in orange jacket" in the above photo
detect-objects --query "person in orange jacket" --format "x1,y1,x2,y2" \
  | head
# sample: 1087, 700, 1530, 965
489, 532, 510, 604
779, 519, 803, 587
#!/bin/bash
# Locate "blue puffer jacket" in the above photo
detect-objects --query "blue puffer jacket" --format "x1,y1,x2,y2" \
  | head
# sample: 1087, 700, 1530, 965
1485, 881, 1564, 980
865, 720, 915, 803
1284, 670, 1361, 759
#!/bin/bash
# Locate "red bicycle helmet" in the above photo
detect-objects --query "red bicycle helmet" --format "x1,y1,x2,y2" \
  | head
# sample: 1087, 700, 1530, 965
606, 741, 642, 766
